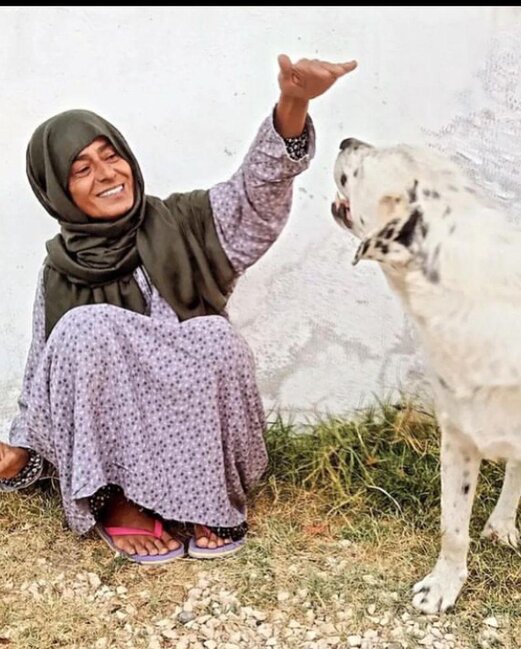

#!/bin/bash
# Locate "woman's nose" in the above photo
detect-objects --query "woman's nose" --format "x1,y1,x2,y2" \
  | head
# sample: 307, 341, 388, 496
96, 161, 117, 181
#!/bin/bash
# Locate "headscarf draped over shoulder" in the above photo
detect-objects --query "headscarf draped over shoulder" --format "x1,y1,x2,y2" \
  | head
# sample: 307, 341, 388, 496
26, 109, 235, 338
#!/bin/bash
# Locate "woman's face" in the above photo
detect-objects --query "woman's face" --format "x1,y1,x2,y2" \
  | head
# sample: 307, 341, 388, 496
67, 136, 135, 219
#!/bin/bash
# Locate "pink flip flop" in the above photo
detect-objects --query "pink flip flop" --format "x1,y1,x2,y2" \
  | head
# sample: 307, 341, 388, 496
96, 518, 186, 565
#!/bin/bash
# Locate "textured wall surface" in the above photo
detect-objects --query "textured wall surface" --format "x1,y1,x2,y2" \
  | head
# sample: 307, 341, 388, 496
1, 7, 520, 438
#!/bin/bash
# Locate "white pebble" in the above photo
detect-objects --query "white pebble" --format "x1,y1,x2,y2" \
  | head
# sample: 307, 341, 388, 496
484, 617, 499, 628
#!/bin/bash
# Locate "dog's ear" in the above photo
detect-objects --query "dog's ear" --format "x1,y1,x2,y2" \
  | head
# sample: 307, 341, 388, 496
353, 207, 423, 266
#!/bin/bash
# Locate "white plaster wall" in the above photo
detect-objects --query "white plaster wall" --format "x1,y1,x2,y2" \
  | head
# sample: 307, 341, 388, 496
1, 6, 520, 437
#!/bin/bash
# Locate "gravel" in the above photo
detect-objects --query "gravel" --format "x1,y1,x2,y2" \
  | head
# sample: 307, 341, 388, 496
0, 569, 511, 648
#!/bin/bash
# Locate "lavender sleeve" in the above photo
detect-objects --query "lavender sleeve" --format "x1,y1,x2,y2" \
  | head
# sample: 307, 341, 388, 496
209, 110, 316, 275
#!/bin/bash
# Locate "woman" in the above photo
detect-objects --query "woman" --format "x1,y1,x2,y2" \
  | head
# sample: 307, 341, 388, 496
0, 54, 357, 564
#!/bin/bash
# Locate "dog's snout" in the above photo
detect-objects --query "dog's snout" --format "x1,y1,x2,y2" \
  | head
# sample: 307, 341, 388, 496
339, 137, 370, 151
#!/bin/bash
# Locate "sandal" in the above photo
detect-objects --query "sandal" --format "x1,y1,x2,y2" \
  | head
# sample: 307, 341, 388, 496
187, 525, 246, 559
96, 518, 186, 565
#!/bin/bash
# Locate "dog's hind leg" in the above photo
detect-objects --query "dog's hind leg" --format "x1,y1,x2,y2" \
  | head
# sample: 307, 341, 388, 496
481, 460, 521, 549
412, 422, 481, 614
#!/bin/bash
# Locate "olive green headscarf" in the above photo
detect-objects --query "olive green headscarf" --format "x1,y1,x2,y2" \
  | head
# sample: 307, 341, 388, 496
26, 109, 236, 339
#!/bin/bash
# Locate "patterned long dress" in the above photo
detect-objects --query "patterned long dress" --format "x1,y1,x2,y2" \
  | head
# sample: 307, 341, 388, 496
7, 113, 315, 534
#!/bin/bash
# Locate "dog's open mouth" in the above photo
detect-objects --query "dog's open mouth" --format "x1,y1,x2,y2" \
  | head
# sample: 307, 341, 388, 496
331, 194, 352, 229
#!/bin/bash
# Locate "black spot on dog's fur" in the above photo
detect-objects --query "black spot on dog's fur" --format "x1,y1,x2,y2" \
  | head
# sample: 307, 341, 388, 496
424, 245, 442, 282
340, 173, 347, 187
407, 179, 419, 203
396, 208, 422, 247
464, 456, 470, 463
463, 484, 470, 495
353, 168, 358, 178
373, 240, 390, 255
438, 376, 449, 390
448, 185, 459, 192
420, 222, 429, 237
465, 186, 476, 194
449, 224, 456, 234
443, 207, 452, 218
361, 240, 370, 255
360, 215, 365, 225
422, 189, 441, 200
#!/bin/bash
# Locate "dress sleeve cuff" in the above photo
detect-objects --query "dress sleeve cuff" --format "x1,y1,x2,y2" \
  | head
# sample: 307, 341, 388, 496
266, 105, 316, 164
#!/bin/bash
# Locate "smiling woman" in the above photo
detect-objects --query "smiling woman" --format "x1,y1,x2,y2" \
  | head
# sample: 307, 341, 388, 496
68, 137, 135, 219
0, 54, 357, 565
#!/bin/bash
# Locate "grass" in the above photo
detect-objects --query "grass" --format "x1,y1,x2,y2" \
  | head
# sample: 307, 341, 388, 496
265, 400, 507, 525
0, 399, 519, 648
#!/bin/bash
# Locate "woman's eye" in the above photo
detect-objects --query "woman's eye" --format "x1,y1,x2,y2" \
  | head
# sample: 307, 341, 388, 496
74, 166, 89, 176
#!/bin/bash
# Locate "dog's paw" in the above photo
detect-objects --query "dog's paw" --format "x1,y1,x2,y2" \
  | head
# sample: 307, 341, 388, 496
481, 517, 519, 549
412, 567, 467, 614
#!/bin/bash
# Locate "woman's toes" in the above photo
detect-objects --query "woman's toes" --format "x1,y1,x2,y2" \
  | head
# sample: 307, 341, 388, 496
114, 534, 182, 556
207, 532, 220, 548
116, 537, 139, 555
195, 525, 211, 547
143, 539, 160, 555
135, 539, 154, 556
193, 525, 233, 549
157, 542, 169, 555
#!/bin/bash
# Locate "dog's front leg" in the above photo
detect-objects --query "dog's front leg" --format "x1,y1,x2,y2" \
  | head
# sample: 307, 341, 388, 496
482, 460, 521, 548
412, 423, 481, 613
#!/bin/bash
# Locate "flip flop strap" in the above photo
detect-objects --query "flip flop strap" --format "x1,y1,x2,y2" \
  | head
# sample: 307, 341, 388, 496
105, 519, 163, 539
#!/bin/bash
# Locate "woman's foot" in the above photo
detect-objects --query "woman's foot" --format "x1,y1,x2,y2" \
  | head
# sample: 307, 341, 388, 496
188, 524, 245, 559
193, 524, 232, 549
100, 493, 181, 557
0, 443, 29, 479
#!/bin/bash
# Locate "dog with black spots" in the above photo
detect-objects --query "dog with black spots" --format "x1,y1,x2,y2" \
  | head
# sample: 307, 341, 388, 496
331, 137, 521, 614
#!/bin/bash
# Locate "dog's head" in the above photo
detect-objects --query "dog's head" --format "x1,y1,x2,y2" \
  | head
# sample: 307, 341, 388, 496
331, 137, 469, 272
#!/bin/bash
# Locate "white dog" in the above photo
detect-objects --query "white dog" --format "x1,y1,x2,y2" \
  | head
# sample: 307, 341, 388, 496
332, 137, 521, 614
